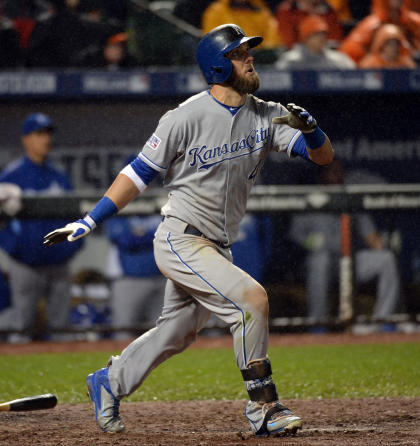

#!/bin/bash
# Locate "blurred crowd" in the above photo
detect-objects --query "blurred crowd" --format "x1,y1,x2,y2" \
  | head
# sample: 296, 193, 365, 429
0, 0, 419, 70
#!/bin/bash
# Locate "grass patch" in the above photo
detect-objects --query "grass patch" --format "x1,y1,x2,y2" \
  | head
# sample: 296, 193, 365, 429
1, 343, 419, 404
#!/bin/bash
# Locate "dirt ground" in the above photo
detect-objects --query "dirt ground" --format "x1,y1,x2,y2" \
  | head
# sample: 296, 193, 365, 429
1, 333, 419, 446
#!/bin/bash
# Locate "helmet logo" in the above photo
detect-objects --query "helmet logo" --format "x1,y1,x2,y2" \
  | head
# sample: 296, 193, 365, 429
232, 26, 243, 37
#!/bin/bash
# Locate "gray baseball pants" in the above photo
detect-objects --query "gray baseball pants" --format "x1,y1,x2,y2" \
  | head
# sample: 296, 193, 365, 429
111, 276, 166, 340
306, 249, 399, 320
109, 216, 268, 397
0, 259, 71, 337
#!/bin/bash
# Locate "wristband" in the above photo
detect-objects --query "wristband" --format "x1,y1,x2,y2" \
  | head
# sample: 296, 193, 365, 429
83, 215, 96, 229
89, 196, 118, 225
303, 126, 326, 150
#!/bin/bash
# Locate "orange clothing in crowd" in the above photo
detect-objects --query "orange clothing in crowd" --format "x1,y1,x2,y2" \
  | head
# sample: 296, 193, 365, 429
359, 24, 417, 68
202, 0, 282, 49
340, 0, 420, 63
410, 0, 420, 12
276, 0, 343, 48
326, 0, 352, 23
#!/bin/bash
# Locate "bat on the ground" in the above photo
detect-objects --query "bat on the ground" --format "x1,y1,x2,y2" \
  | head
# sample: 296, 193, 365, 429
0, 394, 57, 412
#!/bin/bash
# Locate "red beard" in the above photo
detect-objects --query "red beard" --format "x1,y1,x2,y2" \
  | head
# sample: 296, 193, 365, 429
226, 68, 260, 95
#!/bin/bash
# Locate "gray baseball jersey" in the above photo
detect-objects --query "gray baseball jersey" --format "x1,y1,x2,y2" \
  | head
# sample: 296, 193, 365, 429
139, 91, 301, 245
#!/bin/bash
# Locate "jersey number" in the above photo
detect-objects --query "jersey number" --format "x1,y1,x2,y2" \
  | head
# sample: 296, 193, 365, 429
248, 160, 262, 180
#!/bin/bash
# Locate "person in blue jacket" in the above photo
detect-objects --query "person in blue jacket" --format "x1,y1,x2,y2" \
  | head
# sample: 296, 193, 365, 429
0, 113, 83, 342
231, 214, 273, 283
106, 214, 166, 340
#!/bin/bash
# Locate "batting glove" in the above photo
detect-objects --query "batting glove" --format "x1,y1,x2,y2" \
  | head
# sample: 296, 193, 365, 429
272, 103, 317, 133
43, 218, 93, 246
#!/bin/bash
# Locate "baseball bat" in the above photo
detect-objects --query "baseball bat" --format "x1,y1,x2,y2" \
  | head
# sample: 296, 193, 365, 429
0, 394, 57, 412
339, 213, 354, 322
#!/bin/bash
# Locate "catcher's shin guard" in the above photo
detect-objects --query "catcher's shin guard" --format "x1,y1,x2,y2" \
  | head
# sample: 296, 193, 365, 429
241, 358, 302, 436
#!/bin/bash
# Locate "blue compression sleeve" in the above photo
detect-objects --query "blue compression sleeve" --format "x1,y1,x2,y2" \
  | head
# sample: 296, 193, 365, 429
130, 157, 159, 185
302, 126, 326, 149
89, 196, 118, 225
291, 134, 310, 160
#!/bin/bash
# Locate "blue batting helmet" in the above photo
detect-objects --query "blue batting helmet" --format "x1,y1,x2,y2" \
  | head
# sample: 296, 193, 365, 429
196, 24, 263, 85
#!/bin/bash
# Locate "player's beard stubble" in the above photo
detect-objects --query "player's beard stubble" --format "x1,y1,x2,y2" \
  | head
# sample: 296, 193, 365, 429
227, 68, 260, 95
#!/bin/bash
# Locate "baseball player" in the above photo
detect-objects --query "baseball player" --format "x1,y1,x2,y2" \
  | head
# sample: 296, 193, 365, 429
290, 161, 400, 329
0, 113, 83, 343
44, 24, 334, 437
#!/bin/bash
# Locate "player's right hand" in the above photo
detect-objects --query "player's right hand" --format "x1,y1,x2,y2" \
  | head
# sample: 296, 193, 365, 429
43, 219, 93, 246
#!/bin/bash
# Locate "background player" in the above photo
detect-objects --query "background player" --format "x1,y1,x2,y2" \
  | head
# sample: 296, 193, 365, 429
44, 24, 334, 437
290, 160, 400, 332
0, 113, 83, 343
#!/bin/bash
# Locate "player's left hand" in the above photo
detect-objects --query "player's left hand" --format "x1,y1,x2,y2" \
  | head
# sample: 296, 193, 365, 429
43, 219, 92, 246
272, 103, 317, 133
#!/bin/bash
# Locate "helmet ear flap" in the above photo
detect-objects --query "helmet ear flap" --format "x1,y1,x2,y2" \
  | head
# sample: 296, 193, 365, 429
205, 53, 233, 84
210, 60, 233, 84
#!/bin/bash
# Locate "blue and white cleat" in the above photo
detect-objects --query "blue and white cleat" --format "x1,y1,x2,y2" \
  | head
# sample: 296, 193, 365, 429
86, 367, 125, 433
261, 401, 303, 437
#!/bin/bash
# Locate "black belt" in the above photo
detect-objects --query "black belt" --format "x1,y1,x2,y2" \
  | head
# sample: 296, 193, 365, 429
184, 225, 231, 249
184, 224, 230, 248
163, 217, 230, 248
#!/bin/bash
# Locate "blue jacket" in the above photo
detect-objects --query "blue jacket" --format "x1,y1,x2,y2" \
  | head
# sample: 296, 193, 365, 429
231, 214, 273, 282
106, 215, 162, 277
0, 156, 82, 266
0, 270, 10, 311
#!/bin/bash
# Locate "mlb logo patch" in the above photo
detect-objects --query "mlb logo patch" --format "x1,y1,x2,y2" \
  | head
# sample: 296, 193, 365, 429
147, 133, 161, 150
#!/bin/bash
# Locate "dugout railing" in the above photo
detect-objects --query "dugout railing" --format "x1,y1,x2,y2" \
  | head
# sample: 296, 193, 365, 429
17, 183, 420, 218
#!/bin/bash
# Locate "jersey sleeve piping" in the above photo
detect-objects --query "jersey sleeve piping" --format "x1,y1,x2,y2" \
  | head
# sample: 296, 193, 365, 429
290, 134, 310, 160
139, 153, 167, 172
286, 130, 302, 157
